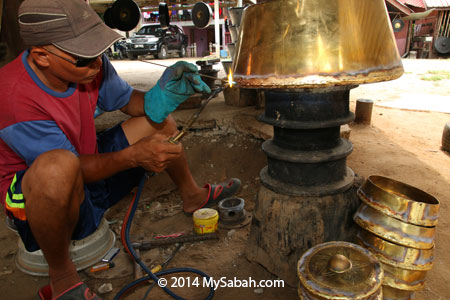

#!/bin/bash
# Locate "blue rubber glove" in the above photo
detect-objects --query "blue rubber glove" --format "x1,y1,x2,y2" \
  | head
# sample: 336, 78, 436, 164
144, 61, 211, 123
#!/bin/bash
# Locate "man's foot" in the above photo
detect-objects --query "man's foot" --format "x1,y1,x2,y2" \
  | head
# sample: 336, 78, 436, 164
38, 282, 102, 300
183, 178, 241, 215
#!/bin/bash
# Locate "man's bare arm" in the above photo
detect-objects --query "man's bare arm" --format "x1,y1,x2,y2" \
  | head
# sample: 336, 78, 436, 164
120, 89, 146, 117
79, 133, 182, 183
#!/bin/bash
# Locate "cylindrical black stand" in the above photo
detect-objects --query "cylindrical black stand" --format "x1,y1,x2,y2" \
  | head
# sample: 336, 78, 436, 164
258, 87, 355, 196
246, 86, 361, 286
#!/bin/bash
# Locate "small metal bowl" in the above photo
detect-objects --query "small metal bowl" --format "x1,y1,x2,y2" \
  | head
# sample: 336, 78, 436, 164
354, 204, 435, 250
382, 285, 414, 300
356, 229, 434, 271
358, 175, 439, 227
218, 197, 246, 224
381, 262, 427, 291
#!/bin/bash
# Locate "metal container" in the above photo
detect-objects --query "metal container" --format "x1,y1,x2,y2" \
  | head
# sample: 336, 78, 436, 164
354, 204, 435, 250
297, 241, 383, 300
356, 229, 434, 271
218, 197, 246, 224
15, 218, 115, 276
233, 0, 403, 88
358, 175, 439, 227
193, 208, 219, 234
382, 285, 414, 300
381, 262, 427, 291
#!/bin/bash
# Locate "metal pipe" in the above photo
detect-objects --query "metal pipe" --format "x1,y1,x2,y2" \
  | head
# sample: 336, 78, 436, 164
214, 0, 220, 58
168, 84, 228, 144
132, 233, 219, 250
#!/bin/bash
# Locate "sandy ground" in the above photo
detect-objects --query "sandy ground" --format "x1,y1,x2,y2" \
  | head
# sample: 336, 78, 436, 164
0, 56, 449, 300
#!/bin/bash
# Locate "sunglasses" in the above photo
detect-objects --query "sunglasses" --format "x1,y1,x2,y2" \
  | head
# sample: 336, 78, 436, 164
43, 47, 99, 68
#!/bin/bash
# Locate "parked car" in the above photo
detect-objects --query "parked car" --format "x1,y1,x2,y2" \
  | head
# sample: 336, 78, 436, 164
125, 24, 188, 59
106, 39, 128, 60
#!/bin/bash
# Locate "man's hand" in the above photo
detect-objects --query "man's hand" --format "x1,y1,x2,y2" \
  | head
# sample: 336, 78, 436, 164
144, 61, 211, 123
131, 133, 183, 173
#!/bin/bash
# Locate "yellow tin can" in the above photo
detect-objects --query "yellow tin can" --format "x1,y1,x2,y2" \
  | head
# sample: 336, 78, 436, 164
193, 208, 219, 234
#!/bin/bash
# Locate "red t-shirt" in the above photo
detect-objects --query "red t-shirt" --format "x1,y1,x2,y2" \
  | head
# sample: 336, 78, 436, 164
0, 51, 132, 207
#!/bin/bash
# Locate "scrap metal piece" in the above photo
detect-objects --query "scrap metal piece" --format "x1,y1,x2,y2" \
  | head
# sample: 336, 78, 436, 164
132, 233, 219, 250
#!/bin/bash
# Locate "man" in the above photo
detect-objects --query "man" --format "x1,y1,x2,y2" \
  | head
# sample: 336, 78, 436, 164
0, 0, 240, 299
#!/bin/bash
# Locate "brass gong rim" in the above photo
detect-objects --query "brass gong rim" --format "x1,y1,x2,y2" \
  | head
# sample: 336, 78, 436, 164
353, 204, 435, 250
356, 229, 434, 271
358, 175, 439, 227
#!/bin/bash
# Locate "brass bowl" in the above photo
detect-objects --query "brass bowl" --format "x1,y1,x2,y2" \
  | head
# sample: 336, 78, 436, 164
358, 175, 439, 227
381, 263, 427, 291
356, 229, 434, 271
297, 241, 383, 300
353, 204, 435, 250
382, 285, 414, 300
233, 0, 403, 88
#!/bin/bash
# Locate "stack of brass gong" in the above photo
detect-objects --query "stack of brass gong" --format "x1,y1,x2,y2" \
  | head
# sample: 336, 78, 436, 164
297, 241, 384, 300
353, 175, 439, 299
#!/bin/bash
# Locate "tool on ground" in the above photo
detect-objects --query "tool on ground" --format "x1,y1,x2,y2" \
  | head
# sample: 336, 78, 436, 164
132, 232, 218, 251
101, 247, 120, 263
90, 262, 115, 273
168, 84, 228, 144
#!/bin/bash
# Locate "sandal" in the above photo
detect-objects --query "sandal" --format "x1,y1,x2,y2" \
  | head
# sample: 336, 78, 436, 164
37, 282, 102, 300
184, 178, 241, 215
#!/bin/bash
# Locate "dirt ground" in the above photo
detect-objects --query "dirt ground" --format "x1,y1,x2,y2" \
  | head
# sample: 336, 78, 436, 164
0, 56, 449, 300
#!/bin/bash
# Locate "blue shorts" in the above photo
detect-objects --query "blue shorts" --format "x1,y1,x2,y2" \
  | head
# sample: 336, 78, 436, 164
7, 123, 145, 252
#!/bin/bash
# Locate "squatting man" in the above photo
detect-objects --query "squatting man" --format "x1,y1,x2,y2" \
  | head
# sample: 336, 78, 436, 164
0, 0, 241, 299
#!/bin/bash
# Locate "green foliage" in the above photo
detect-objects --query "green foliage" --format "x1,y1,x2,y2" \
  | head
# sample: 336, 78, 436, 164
420, 70, 450, 81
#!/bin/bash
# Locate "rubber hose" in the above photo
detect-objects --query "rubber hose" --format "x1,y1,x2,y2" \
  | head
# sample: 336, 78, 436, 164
114, 175, 215, 300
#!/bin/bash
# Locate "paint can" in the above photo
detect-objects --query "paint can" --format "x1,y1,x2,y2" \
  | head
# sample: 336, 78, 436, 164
193, 208, 219, 234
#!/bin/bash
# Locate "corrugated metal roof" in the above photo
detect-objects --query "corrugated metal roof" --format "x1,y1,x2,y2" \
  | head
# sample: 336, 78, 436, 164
424, 0, 450, 8
402, 0, 426, 8
386, 0, 413, 14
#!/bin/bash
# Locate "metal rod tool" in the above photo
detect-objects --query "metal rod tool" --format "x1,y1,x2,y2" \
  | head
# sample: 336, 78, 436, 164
141, 60, 227, 83
168, 84, 228, 144
131, 233, 219, 250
